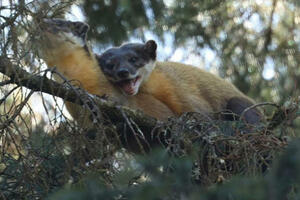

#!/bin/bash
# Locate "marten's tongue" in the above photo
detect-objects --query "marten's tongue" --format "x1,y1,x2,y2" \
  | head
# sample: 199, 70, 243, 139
119, 80, 135, 95
117, 77, 140, 95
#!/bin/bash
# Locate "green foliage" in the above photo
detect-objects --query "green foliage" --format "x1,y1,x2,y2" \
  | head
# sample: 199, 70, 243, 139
0, 133, 67, 199
47, 140, 300, 200
49, 150, 194, 200
83, 0, 165, 46
0, 114, 291, 200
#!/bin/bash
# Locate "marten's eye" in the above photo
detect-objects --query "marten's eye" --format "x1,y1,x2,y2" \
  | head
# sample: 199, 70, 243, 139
129, 57, 138, 63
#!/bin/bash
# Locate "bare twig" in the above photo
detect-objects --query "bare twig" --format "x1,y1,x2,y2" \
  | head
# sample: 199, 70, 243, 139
0, 90, 34, 130
240, 102, 279, 122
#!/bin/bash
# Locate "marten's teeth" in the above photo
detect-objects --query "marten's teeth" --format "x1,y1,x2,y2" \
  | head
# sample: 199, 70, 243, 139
117, 76, 141, 95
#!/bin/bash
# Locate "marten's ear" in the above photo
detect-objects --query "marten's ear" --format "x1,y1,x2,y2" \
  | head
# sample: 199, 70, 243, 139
144, 40, 157, 60
73, 21, 89, 41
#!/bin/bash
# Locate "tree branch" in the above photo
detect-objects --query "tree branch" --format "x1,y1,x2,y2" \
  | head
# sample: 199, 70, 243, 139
0, 56, 162, 152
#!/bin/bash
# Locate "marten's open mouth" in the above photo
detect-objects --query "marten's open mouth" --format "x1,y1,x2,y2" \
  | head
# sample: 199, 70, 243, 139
116, 76, 141, 95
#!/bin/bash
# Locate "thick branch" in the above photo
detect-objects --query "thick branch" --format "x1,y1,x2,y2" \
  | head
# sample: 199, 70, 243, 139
0, 57, 159, 142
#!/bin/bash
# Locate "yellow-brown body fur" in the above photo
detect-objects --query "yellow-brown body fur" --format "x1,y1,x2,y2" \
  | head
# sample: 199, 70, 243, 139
143, 62, 252, 117
38, 31, 255, 122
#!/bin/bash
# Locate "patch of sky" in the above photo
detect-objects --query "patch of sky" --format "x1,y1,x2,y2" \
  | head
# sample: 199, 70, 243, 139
65, 4, 85, 21
244, 13, 264, 33
142, 0, 155, 26
263, 57, 275, 80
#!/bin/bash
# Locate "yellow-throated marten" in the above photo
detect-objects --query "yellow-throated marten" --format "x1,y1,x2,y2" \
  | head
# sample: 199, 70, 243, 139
97, 41, 261, 124
37, 19, 261, 124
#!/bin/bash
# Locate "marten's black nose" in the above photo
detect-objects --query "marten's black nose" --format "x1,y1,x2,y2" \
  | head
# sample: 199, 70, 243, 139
117, 68, 130, 78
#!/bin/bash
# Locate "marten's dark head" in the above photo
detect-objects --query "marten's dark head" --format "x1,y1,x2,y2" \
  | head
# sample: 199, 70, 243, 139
97, 40, 157, 96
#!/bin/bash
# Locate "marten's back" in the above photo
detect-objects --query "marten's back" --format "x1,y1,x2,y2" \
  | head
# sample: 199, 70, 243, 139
142, 61, 254, 117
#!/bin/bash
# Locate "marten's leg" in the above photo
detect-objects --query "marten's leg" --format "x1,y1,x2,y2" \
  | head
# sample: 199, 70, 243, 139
224, 97, 262, 124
